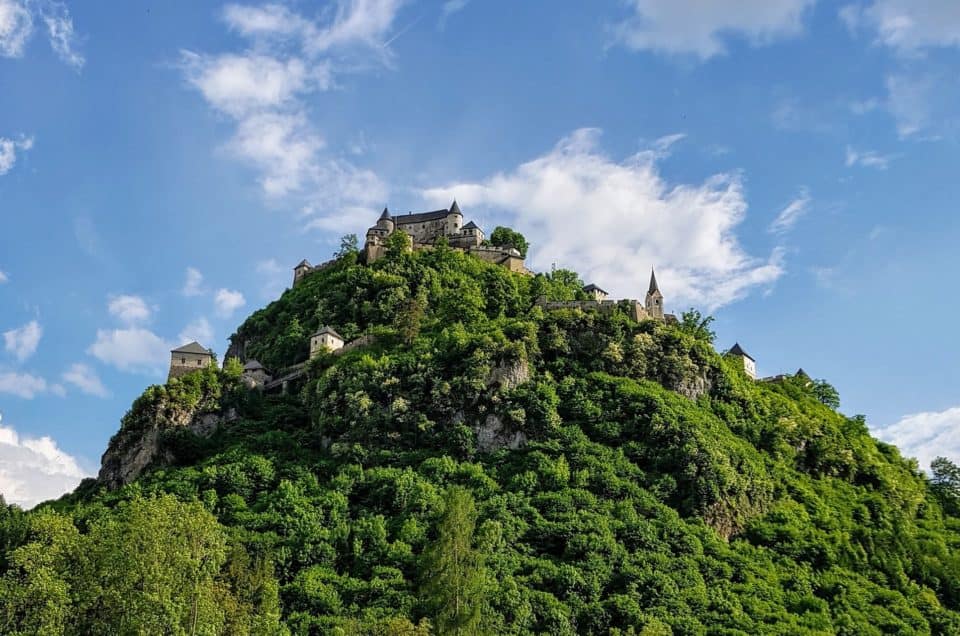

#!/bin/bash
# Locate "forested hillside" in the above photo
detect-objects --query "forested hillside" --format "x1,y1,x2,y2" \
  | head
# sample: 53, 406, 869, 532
3, 237, 960, 635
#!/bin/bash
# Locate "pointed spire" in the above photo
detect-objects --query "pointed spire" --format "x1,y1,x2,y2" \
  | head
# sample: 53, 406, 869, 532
647, 268, 660, 294
379, 207, 392, 221
449, 199, 461, 215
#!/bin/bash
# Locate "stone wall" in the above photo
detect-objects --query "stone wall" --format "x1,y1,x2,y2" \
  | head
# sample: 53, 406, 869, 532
168, 352, 213, 380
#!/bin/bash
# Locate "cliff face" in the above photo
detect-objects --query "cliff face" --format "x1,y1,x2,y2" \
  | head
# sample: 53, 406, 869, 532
97, 370, 233, 489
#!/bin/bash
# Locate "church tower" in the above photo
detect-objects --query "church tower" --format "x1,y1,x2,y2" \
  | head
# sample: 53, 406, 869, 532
645, 268, 664, 319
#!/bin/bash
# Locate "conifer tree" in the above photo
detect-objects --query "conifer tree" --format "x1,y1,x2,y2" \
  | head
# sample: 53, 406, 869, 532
420, 486, 488, 635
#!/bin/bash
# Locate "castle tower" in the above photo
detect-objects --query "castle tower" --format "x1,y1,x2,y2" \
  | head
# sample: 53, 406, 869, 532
446, 200, 463, 235
645, 269, 664, 320
726, 343, 757, 379
376, 207, 394, 232
310, 326, 345, 358
293, 259, 312, 286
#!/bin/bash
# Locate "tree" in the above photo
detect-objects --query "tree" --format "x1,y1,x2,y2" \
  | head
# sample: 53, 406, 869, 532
811, 379, 840, 409
386, 230, 413, 260
489, 226, 529, 258
678, 309, 715, 343
336, 234, 359, 258
396, 290, 427, 345
931, 457, 960, 516
420, 487, 488, 635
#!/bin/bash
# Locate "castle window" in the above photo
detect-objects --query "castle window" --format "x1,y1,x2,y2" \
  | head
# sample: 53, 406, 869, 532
181, 357, 186, 364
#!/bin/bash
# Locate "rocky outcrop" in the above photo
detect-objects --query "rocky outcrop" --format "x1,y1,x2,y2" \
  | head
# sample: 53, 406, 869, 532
475, 414, 528, 453
487, 357, 530, 391
98, 393, 235, 490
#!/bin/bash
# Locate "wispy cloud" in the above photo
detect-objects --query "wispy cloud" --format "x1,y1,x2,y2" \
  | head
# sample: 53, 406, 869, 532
178, 317, 214, 347
610, 0, 815, 59
3, 320, 42, 362
87, 327, 170, 374
0, 370, 50, 399
769, 188, 811, 235
181, 0, 401, 230
439, 0, 469, 29
843, 0, 960, 54
0, 0, 82, 66
845, 146, 894, 169
182, 266, 205, 297
62, 362, 109, 398
0, 135, 32, 176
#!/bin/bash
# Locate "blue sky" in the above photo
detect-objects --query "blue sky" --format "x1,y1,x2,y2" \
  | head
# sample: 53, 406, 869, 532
2, 0, 960, 507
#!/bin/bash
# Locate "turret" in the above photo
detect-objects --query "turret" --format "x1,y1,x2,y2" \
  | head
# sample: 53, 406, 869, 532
376, 207, 394, 232
293, 259, 312, 286
645, 268, 664, 319
446, 200, 463, 235
726, 343, 757, 379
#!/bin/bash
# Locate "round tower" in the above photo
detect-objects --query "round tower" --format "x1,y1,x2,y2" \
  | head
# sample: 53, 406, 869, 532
446, 200, 463, 235
376, 207, 394, 232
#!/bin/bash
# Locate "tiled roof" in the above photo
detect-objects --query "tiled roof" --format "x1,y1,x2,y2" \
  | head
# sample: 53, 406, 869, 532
727, 342, 754, 361
171, 341, 212, 355
314, 326, 344, 340
395, 209, 451, 224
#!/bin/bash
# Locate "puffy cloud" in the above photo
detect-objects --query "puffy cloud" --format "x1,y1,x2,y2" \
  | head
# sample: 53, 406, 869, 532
0, 0, 81, 66
3, 320, 42, 362
182, 266, 205, 297
62, 362, 109, 398
0, 371, 49, 398
611, 0, 815, 59
0, 135, 33, 176
422, 128, 783, 310
178, 317, 214, 347
0, 0, 31, 58
845, 146, 894, 169
214, 288, 246, 317
873, 406, 960, 472
107, 294, 151, 325
0, 422, 90, 509
181, 0, 399, 229
843, 0, 960, 53
87, 327, 170, 374
769, 189, 812, 234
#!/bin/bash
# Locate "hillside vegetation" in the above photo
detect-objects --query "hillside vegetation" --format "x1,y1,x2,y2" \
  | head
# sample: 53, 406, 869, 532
3, 240, 960, 635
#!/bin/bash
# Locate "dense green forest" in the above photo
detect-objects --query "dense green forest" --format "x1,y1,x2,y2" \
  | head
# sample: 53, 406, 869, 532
3, 235, 960, 635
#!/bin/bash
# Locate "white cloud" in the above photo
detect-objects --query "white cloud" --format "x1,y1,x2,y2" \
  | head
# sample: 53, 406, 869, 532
87, 327, 170, 374
107, 294, 151, 325
874, 406, 960, 472
181, 0, 399, 230
0, 371, 49, 398
0, 0, 81, 66
439, 0, 469, 28
0, 422, 90, 509
3, 320, 42, 362
884, 73, 950, 139
214, 288, 246, 318
845, 0, 960, 53
39, 0, 83, 67
256, 258, 288, 299
61, 362, 109, 398
0, 270, 7, 283
769, 189, 812, 234
0, 0, 32, 58
611, 0, 815, 59
0, 135, 33, 176
182, 266, 205, 297
422, 128, 784, 310
178, 317, 214, 347
845, 146, 893, 169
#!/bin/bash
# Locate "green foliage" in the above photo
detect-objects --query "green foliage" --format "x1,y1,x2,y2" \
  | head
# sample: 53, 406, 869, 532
5, 248, 960, 634
338, 234, 360, 258
489, 226, 529, 258
678, 308, 715, 343
812, 378, 841, 409
420, 487, 489, 634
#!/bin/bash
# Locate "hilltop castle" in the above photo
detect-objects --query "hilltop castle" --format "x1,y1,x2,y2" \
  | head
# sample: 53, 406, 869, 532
293, 202, 527, 285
